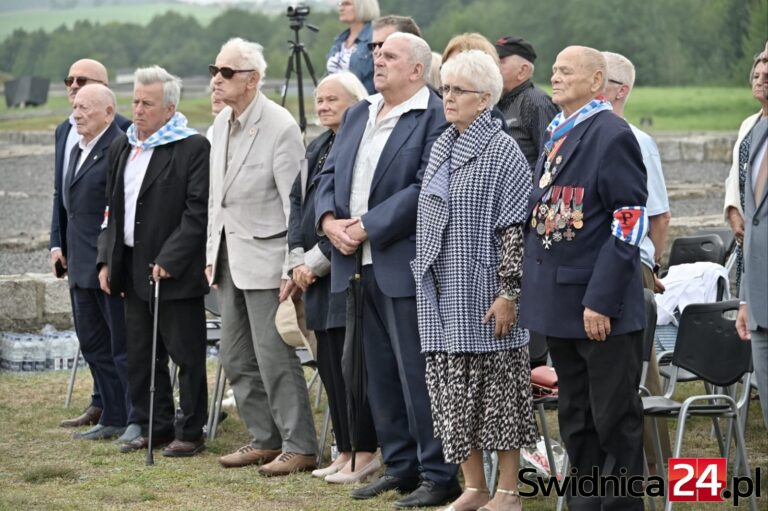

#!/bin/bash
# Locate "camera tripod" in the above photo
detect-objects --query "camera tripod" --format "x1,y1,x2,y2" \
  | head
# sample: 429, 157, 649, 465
281, 16, 319, 133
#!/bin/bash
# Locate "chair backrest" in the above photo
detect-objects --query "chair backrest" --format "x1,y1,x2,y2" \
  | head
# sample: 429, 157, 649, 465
695, 228, 736, 256
205, 288, 221, 317
671, 300, 752, 387
667, 234, 726, 268
528, 331, 549, 368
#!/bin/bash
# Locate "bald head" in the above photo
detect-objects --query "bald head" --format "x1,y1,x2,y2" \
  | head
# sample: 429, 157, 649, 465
66, 59, 109, 105
551, 45, 606, 116
72, 84, 116, 144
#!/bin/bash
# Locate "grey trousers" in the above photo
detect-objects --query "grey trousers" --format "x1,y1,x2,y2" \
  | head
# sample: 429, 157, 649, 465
216, 241, 317, 455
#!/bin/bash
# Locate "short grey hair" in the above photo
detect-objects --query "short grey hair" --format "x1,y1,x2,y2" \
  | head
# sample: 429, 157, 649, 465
441, 49, 503, 107
602, 51, 636, 89
387, 32, 432, 82
134, 65, 181, 107
219, 37, 268, 83
354, 0, 380, 22
317, 71, 368, 102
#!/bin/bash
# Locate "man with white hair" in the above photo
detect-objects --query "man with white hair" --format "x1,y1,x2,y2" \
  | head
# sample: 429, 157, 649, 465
50, 83, 130, 441
98, 65, 210, 457
205, 37, 318, 476
316, 32, 460, 508
52, 58, 133, 434
494, 36, 558, 169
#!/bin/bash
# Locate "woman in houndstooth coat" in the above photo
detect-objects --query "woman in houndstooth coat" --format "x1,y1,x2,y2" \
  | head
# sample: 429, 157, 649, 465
412, 50, 538, 511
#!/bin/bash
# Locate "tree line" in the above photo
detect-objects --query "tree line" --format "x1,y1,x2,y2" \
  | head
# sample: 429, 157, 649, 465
0, 0, 765, 87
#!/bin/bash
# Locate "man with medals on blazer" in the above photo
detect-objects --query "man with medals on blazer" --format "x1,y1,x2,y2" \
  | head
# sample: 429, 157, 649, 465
519, 46, 648, 511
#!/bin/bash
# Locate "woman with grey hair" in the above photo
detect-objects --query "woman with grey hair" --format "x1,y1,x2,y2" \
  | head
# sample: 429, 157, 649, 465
287, 72, 381, 483
412, 50, 537, 511
326, 0, 380, 94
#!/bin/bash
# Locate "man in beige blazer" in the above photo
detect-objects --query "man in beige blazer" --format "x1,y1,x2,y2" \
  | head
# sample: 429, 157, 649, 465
206, 37, 318, 475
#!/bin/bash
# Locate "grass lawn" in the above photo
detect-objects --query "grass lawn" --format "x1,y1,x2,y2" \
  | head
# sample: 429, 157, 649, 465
0, 4, 226, 40
0, 86, 757, 134
0, 364, 765, 510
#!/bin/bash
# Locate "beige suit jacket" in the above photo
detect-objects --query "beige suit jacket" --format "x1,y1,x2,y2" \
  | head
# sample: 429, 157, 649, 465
207, 93, 304, 289
723, 111, 762, 219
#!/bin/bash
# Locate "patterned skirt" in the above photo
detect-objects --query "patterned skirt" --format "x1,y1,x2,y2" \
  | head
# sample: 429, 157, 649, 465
425, 347, 539, 464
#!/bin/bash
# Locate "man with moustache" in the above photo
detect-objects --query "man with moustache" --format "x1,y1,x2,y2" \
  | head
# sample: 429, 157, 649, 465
51, 59, 134, 440
519, 46, 648, 510
98, 66, 210, 457
316, 32, 459, 508
206, 38, 317, 475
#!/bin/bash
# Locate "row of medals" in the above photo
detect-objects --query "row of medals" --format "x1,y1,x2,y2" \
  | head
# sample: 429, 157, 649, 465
531, 182, 585, 250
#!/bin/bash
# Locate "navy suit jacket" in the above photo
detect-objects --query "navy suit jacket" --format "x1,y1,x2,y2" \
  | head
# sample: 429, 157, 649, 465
315, 89, 448, 298
50, 113, 131, 256
519, 111, 648, 338
49, 118, 128, 289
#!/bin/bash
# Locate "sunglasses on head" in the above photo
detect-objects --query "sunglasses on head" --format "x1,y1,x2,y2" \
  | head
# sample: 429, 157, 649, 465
208, 65, 255, 79
64, 76, 104, 87
366, 41, 385, 52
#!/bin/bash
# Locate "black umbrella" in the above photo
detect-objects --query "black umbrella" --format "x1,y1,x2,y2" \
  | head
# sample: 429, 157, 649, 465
341, 250, 366, 471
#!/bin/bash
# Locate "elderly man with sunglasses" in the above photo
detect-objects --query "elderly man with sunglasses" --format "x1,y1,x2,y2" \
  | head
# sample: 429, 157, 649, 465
51, 59, 135, 439
206, 37, 318, 475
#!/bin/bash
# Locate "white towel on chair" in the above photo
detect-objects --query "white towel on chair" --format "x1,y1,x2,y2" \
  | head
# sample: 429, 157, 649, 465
655, 262, 730, 325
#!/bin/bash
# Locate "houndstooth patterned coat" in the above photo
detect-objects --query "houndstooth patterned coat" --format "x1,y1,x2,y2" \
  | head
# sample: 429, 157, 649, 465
412, 111, 532, 353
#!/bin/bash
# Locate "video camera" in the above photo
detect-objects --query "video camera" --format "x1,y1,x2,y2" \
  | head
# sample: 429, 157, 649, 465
286, 4, 310, 22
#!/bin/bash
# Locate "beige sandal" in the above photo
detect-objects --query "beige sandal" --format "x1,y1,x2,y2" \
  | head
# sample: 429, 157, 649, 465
477, 488, 522, 511
440, 487, 490, 511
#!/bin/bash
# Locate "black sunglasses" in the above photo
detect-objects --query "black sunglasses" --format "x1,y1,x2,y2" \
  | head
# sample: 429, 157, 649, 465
366, 41, 385, 52
64, 76, 104, 87
208, 65, 255, 79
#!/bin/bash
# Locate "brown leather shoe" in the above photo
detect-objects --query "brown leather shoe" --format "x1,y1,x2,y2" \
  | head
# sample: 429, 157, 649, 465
59, 406, 102, 428
162, 438, 205, 458
257, 452, 317, 477
219, 445, 281, 468
119, 434, 174, 453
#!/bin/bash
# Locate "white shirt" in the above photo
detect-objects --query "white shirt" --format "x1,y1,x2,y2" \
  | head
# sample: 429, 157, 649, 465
752, 137, 767, 192
350, 86, 430, 264
74, 124, 109, 176
123, 146, 155, 247
62, 114, 80, 187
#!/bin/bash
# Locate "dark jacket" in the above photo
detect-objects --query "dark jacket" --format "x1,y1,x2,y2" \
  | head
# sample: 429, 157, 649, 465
97, 134, 210, 302
288, 130, 346, 330
519, 110, 648, 338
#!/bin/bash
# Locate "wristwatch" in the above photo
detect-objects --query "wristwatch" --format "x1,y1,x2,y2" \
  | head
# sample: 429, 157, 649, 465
653, 263, 661, 276
358, 217, 366, 232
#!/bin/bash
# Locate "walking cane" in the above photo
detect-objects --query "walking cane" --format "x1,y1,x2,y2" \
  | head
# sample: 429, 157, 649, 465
146, 274, 160, 466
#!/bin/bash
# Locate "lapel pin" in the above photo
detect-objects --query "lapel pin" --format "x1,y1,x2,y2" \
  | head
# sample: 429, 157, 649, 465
249, 128, 256, 136
555, 155, 563, 165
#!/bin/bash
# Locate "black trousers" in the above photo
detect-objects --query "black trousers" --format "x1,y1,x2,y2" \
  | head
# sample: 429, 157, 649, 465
547, 331, 644, 511
315, 327, 377, 453
123, 250, 208, 441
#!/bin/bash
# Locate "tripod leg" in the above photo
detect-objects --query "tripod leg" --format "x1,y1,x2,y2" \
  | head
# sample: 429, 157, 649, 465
299, 46, 319, 87
281, 46, 296, 107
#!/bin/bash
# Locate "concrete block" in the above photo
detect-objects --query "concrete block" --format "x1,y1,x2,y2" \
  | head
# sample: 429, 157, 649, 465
32, 273, 72, 316
657, 139, 682, 162
679, 138, 705, 162
0, 275, 39, 323
703, 136, 734, 163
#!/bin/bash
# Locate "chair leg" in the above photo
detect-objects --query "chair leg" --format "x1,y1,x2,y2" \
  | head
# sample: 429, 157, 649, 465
317, 402, 331, 466
731, 412, 758, 511
169, 361, 178, 396
484, 450, 498, 496
64, 347, 80, 408
536, 403, 559, 480
314, 373, 323, 410
642, 450, 657, 511
556, 452, 568, 511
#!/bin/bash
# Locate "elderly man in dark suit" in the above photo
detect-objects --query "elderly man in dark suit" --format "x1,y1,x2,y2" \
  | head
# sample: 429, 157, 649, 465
52, 59, 133, 434
316, 32, 460, 508
50, 82, 130, 440
519, 46, 648, 511
97, 65, 210, 457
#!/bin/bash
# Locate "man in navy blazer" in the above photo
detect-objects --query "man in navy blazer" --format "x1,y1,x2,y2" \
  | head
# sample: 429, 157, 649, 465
519, 46, 648, 510
316, 33, 459, 508
49, 80, 133, 440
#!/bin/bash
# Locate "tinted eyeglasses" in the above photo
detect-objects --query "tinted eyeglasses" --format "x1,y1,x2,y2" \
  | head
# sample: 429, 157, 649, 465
208, 65, 255, 79
440, 85, 484, 97
607, 79, 624, 86
366, 41, 385, 52
64, 76, 104, 87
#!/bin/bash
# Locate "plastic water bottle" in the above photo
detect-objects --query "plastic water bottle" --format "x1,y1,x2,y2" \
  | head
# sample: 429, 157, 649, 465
32, 335, 47, 371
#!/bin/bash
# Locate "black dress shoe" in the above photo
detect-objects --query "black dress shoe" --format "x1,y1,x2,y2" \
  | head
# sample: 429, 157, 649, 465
393, 479, 462, 509
350, 475, 421, 500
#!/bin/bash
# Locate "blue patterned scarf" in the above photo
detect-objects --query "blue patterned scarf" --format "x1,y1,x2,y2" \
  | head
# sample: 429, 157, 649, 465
126, 112, 197, 150
544, 98, 613, 151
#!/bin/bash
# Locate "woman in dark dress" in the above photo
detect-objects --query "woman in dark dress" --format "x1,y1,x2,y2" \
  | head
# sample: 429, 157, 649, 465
287, 72, 380, 483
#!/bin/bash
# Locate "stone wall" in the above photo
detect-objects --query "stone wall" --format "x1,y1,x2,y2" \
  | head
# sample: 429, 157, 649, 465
0, 274, 72, 332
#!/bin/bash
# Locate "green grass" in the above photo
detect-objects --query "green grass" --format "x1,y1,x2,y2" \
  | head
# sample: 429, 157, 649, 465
0, 365, 765, 510
0, 87, 756, 134
0, 4, 226, 40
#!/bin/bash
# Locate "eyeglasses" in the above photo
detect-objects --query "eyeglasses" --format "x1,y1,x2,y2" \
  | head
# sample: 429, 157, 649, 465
366, 41, 384, 52
337, 1, 353, 7
440, 85, 484, 97
607, 79, 623, 86
64, 76, 104, 87
208, 65, 256, 79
